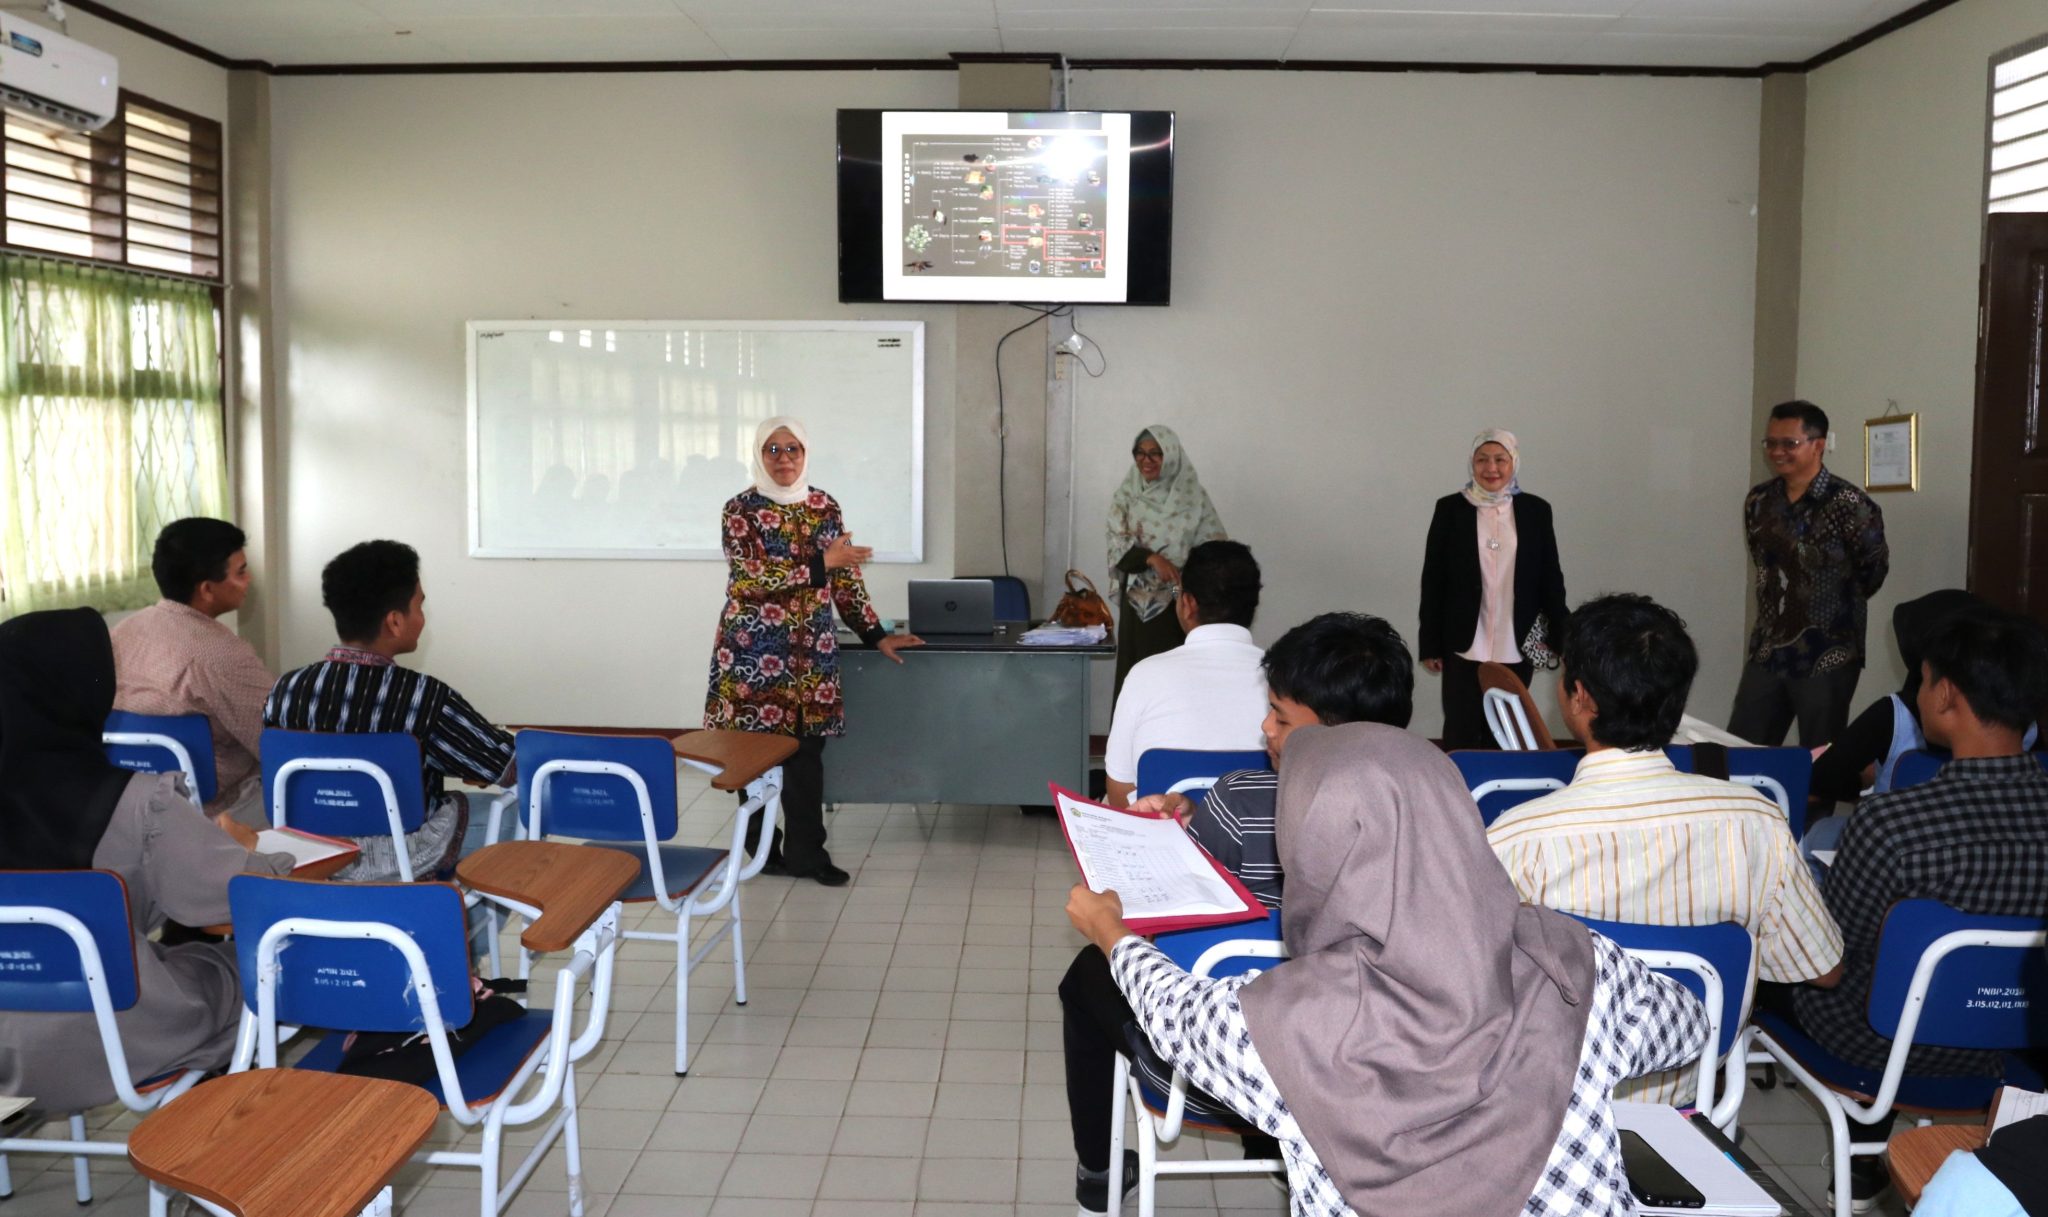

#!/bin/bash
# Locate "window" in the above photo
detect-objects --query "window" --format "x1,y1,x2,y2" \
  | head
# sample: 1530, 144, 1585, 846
1, 91, 222, 281
0, 253, 227, 615
1990, 39, 2048, 214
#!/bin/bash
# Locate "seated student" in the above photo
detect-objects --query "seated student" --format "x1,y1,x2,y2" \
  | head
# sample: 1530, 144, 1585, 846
1067, 723, 1711, 1217
0, 609, 294, 1112
1102, 539, 1265, 808
110, 517, 275, 826
1486, 593, 1843, 1103
264, 540, 513, 882
1061, 612, 1415, 1215
1769, 605, 2048, 1211
1914, 1114, 2048, 1217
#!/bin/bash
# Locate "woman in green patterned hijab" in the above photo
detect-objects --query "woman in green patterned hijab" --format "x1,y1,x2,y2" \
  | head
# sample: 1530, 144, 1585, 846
1106, 424, 1227, 704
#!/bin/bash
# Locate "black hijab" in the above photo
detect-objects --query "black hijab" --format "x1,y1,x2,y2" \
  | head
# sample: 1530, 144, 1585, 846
0, 607, 133, 868
1893, 589, 1984, 707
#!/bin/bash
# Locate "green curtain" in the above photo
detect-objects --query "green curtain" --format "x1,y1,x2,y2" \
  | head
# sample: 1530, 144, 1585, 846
0, 254, 227, 617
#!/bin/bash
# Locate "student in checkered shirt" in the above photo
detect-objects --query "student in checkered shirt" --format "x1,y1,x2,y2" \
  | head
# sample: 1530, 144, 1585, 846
1765, 604, 2048, 1212
1067, 723, 1710, 1217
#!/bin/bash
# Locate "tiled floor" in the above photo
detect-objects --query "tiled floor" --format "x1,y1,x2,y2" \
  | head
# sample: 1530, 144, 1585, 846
6, 770, 1912, 1216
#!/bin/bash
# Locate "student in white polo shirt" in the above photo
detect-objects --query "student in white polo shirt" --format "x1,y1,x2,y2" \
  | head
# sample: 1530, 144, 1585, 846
1102, 539, 1265, 807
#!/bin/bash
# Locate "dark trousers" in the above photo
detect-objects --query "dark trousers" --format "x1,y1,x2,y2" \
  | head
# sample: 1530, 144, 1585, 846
741, 734, 830, 871
1061, 945, 1130, 1172
1440, 653, 1533, 751
1112, 598, 1185, 713
1727, 662, 1860, 749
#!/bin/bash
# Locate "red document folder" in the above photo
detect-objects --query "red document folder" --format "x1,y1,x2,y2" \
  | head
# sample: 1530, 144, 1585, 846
1049, 783, 1267, 935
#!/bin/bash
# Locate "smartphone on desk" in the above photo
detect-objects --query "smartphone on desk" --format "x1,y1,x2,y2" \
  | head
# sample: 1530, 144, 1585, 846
1620, 1130, 1706, 1210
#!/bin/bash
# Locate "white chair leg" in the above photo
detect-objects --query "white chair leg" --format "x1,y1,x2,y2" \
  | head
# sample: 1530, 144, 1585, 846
1820, 1096, 1852, 1217
730, 893, 748, 1007
0, 1149, 12, 1199
1136, 1110, 1158, 1217
562, 1061, 585, 1217
68, 1114, 89, 1203
1107, 1059, 1130, 1217
366, 1184, 394, 1216
674, 912, 691, 1076
148, 1179, 172, 1217
479, 1114, 504, 1217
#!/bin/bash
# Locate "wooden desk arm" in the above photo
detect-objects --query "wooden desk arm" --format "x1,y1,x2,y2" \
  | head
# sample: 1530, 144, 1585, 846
456, 841, 638, 953
673, 729, 798, 792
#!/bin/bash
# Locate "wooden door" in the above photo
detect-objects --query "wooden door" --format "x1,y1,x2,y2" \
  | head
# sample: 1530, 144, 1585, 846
1969, 212, 2048, 623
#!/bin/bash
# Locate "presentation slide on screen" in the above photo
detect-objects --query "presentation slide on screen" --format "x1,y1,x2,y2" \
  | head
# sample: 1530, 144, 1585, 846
880, 111, 1132, 303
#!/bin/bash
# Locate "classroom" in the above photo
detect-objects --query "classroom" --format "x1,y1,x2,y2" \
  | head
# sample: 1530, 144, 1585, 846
4, 0, 2048, 1214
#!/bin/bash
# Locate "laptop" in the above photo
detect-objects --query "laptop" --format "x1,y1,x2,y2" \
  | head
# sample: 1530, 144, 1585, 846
909, 579, 996, 637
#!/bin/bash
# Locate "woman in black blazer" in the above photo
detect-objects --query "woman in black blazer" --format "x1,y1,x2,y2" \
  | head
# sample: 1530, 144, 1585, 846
1418, 430, 1569, 750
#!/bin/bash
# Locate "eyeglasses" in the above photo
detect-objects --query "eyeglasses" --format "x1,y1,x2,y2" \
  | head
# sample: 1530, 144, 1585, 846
1132, 448, 1164, 461
1760, 437, 1815, 453
763, 443, 805, 458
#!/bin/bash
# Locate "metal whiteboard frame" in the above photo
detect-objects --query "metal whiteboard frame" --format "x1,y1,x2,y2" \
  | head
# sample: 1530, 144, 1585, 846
466, 319, 925, 562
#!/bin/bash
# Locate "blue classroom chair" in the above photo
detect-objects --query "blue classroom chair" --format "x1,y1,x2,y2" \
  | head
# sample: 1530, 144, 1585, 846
103, 710, 218, 806
0, 870, 208, 1208
512, 729, 774, 1075
261, 729, 427, 881
1892, 748, 2048, 791
962, 574, 1031, 622
1134, 748, 1270, 800
227, 874, 620, 1217
1450, 748, 1580, 826
1723, 746, 1812, 841
1747, 900, 2048, 1217
1568, 915, 1756, 1130
1109, 908, 1286, 1217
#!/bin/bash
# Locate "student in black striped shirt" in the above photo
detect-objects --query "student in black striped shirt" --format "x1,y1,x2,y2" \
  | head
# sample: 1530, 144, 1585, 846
264, 540, 515, 882
1059, 611, 1416, 1217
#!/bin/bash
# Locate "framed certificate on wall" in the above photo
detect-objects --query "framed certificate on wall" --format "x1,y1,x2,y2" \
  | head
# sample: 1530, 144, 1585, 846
1865, 413, 1919, 492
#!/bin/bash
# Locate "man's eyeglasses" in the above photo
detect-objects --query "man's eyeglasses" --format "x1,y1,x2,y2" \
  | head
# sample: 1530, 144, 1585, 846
1132, 448, 1164, 461
763, 443, 805, 458
1760, 437, 1815, 453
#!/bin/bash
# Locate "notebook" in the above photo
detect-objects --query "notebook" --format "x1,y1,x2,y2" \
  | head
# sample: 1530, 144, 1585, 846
1050, 785, 1265, 935
255, 827, 358, 874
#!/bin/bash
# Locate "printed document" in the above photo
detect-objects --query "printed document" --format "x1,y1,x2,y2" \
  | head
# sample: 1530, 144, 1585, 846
1055, 789, 1253, 920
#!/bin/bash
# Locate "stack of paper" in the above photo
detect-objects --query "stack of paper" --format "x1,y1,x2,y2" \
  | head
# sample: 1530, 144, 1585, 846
1019, 623, 1107, 646
1991, 1086, 2048, 1137
1051, 786, 1264, 934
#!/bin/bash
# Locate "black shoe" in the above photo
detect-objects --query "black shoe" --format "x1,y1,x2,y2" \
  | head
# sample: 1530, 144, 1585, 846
797, 861, 850, 887
760, 857, 791, 877
1076, 1151, 1140, 1217
1826, 1155, 1889, 1215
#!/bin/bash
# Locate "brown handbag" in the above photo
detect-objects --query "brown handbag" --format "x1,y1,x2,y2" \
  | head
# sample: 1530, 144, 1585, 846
1052, 569, 1115, 632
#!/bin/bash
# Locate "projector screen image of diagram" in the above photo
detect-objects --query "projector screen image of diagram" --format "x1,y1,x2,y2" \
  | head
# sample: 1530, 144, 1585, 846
880, 111, 1133, 303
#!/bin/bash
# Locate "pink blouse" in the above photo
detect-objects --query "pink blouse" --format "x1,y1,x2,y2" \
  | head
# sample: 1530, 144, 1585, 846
1460, 499, 1521, 663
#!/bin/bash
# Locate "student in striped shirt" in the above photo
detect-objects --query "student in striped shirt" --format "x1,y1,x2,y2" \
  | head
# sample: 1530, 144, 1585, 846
1486, 593, 1844, 1104
264, 540, 514, 882
1060, 611, 1416, 1217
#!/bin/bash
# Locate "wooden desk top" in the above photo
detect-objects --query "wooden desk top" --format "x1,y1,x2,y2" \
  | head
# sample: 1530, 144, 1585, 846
674, 729, 798, 792
1886, 1123, 1986, 1206
457, 840, 639, 953
127, 1069, 438, 1217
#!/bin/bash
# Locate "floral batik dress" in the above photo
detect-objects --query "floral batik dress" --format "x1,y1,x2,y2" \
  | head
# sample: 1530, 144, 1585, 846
703, 487, 886, 738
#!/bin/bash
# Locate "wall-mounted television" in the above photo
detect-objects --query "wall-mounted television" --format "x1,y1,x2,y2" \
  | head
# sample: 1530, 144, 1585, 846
837, 109, 1174, 306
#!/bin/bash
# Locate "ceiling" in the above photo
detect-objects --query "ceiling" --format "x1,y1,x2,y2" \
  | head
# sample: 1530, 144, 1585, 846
87, 0, 1933, 70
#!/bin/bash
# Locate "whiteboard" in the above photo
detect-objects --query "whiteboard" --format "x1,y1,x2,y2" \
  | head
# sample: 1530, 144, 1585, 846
467, 320, 923, 561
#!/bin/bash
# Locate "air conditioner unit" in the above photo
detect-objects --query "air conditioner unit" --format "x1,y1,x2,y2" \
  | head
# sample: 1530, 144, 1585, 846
0, 14, 115, 132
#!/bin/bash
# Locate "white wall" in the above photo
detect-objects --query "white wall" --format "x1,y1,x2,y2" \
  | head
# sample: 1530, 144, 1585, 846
269, 71, 958, 725
1067, 70, 1764, 737
1798, 0, 2047, 703
70, 10, 227, 123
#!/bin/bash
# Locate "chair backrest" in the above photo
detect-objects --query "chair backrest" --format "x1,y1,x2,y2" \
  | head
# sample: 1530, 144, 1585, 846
1866, 899, 2048, 1049
260, 729, 427, 835
1476, 662, 1557, 750
1154, 908, 1286, 980
962, 574, 1031, 622
103, 710, 218, 805
1891, 749, 2048, 791
1722, 746, 1812, 841
1569, 916, 1756, 1059
1450, 749, 1579, 826
1662, 743, 1694, 772
515, 730, 678, 842
1135, 748, 1271, 799
0, 870, 139, 1013
229, 874, 475, 1033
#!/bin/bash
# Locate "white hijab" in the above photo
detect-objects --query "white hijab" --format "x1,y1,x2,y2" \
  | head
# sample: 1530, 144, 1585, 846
750, 416, 811, 507
1460, 427, 1522, 509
